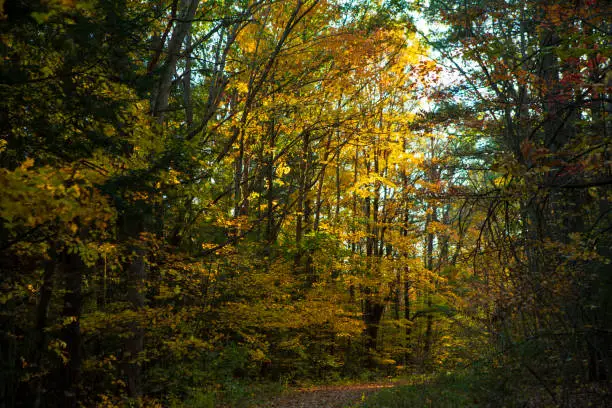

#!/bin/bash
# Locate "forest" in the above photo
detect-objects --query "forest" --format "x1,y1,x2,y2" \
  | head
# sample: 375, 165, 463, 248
0, 0, 610, 407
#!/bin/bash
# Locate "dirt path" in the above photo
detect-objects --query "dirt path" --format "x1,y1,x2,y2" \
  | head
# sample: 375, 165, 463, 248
256, 382, 398, 408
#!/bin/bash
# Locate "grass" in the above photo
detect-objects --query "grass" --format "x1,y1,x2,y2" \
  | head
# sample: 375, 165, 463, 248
359, 372, 480, 408
167, 380, 288, 408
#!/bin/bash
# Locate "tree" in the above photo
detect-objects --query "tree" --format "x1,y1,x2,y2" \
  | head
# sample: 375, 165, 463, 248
421, 0, 612, 399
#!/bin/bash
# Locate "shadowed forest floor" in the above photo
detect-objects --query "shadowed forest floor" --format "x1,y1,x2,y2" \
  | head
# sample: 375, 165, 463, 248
253, 382, 402, 408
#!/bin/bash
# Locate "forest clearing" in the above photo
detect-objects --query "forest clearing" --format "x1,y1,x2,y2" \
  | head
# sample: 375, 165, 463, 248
1, 0, 610, 407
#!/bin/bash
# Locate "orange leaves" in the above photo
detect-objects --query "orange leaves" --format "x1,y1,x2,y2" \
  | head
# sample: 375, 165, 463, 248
215, 215, 251, 232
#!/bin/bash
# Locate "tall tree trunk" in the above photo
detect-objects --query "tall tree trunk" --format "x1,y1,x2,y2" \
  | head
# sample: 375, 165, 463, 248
423, 204, 437, 367
314, 132, 332, 232
152, 0, 200, 120
183, 31, 193, 126
266, 122, 276, 246
120, 213, 147, 400
295, 130, 312, 281
404, 276, 412, 364
234, 129, 245, 217
59, 247, 84, 408
362, 142, 386, 360
303, 197, 314, 284
33, 251, 56, 408
363, 291, 385, 355
394, 268, 401, 320
124, 246, 146, 399
401, 138, 412, 364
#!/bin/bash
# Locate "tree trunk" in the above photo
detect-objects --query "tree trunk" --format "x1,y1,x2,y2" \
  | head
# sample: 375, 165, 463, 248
120, 213, 147, 400
33, 252, 56, 408
152, 0, 200, 120
423, 209, 436, 367
59, 248, 84, 408
294, 130, 311, 278
265, 122, 276, 246
124, 247, 146, 399
404, 277, 412, 364
183, 31, 193, 126
363, 288, 385, 355
422, 136, 439, 367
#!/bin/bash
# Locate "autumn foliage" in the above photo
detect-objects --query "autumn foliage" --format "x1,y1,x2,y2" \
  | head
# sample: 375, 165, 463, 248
0, 0, 610, 406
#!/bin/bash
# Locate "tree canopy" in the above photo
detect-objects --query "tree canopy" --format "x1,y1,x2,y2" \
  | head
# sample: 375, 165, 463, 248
1, 0, 610, 406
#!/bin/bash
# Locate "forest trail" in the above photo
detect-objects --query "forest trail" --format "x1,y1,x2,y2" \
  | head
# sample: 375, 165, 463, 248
256, 382, 401, 407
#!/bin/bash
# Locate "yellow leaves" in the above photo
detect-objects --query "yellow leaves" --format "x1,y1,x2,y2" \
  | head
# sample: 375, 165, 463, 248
102, 125, 115, 137
20, 157, 35, 170
237, 23, 260, 55
235, 81, 249, 94
166, 169, 181, 185
0, 159, 116, 257
348, 173, 398, 198
48, 339, 69, 364
353, 187, 373, 199
155, 284, 179, 301
216, 215, 250, 231
377, 174, 398, 190
249, 348, 268, 362
275, 161, 291, 177
426, 220, 451, 235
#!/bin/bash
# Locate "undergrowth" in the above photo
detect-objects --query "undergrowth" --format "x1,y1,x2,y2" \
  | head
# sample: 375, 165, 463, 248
361, 364, 611, 408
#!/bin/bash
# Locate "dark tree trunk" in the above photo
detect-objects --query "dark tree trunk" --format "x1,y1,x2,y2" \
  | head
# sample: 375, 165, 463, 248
59, 249, 84, 408
32, 252, 56, 408
363, 293, 385, 354
124, 248, 146, 399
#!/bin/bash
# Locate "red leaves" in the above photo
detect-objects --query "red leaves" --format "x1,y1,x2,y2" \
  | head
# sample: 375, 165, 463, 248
586, 54, 608, 70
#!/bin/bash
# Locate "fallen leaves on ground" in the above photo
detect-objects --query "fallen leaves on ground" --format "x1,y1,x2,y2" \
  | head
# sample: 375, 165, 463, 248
255, 382, 401, 408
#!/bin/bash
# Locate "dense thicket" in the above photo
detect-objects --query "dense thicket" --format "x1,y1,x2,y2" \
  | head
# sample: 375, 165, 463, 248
0, 0, 609, 406
416, 0, 612, 404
